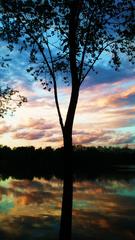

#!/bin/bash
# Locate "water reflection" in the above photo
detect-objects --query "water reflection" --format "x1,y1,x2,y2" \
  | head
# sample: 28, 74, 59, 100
0, 177, 135, 240
73, 179, 135, 240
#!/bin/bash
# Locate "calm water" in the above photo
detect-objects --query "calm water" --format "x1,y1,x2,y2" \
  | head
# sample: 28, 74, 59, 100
0, 176, 135, 240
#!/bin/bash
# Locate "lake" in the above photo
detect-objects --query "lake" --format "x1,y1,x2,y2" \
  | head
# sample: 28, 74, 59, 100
0, 176, 135, 240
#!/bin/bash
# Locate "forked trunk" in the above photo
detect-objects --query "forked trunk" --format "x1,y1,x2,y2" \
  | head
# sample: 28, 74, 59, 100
59, 85, 79, 240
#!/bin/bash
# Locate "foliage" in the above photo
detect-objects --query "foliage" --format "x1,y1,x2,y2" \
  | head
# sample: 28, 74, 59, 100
0, 48, 27, 118
0, 85, 27, 117
0, 0, 134, 125
0, 0, 135, 115
0, 0, 134, 80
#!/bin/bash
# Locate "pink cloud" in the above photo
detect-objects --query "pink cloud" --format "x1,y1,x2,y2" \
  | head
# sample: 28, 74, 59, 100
73, 129, 135, 146
13, 131, 45, 140
0, 125, 10, 134
11, 118, 56, 132
73, 130, 112, 145
45, 136, 62, 143
78, 83, 135, 112
21, 118, 55, 130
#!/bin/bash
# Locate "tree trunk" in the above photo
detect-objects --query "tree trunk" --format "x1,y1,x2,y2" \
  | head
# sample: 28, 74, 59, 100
59, 3, 81, 239
59, 132, 73, 240
59, 84, 79, 240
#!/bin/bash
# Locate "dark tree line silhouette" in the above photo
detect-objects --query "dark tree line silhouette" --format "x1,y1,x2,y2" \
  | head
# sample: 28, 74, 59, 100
0, 145, 135, 180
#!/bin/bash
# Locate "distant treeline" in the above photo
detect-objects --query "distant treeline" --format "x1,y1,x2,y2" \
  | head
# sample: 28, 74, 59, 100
0, 145, 135, 179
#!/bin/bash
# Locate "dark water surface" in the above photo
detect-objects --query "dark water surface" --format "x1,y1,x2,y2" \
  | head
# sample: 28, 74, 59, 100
0, 174, 135, 240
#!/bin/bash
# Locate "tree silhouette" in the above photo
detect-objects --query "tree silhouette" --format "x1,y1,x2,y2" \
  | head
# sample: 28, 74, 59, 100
0, 1, 134, 239
0, 56, 27, 117
0, 85, 27, 117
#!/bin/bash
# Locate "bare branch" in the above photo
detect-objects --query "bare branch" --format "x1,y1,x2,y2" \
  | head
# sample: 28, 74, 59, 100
19, 13, 64, 131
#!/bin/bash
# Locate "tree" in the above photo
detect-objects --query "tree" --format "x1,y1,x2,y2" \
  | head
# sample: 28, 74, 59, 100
0, 1, 134, 239
0, 85, 27, 117
0, 57, 27, 117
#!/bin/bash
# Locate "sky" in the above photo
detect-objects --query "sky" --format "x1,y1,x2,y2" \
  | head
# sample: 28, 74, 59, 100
0, 44, 135, 149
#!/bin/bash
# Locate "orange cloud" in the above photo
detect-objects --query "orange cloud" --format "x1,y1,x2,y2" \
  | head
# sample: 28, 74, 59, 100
0, 125, 10, 134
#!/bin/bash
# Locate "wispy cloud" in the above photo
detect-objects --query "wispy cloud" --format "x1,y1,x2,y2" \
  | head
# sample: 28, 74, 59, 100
16, 118, 56, 131
0, 125, 10, 135
13, 131, 45, 140
73, 129, 135, 146
82, 59, 135, 87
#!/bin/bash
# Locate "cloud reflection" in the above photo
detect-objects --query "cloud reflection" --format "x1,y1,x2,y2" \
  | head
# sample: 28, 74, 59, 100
0, 178, 135, 240
0, 177, 135, 240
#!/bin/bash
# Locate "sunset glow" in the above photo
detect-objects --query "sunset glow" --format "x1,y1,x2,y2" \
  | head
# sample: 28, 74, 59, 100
0, 44, 135, 148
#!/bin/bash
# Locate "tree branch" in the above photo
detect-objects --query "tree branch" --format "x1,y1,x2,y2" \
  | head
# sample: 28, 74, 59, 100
20, 14, 64, 131
80, 40, 120, 85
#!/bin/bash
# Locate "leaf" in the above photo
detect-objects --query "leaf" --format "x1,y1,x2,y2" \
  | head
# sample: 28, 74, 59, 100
63, 44, 68, 53
26, 67, 33, 73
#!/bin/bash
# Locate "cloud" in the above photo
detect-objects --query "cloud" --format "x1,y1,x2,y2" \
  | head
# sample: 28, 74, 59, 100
10, 179, 44, 191
73, 130, 112, 145
73, 129, 135, 146
26, 97, 55, 108
0, 45, 33, 89
76, 82, 135, 123
106, 108, 135, 117
10, 117, 59, 141
17, 118, 55, 131
46, 136, 62, 143
7, 178, 62, 206
0, 178, 63, 210
82, 60, 135, 87
74, 81, 135, 133
13, 131, 45, 140
0, 125, 10, 135
111, 133, 135, 145
112, 93, 135, 106
14, 191, 54, 205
